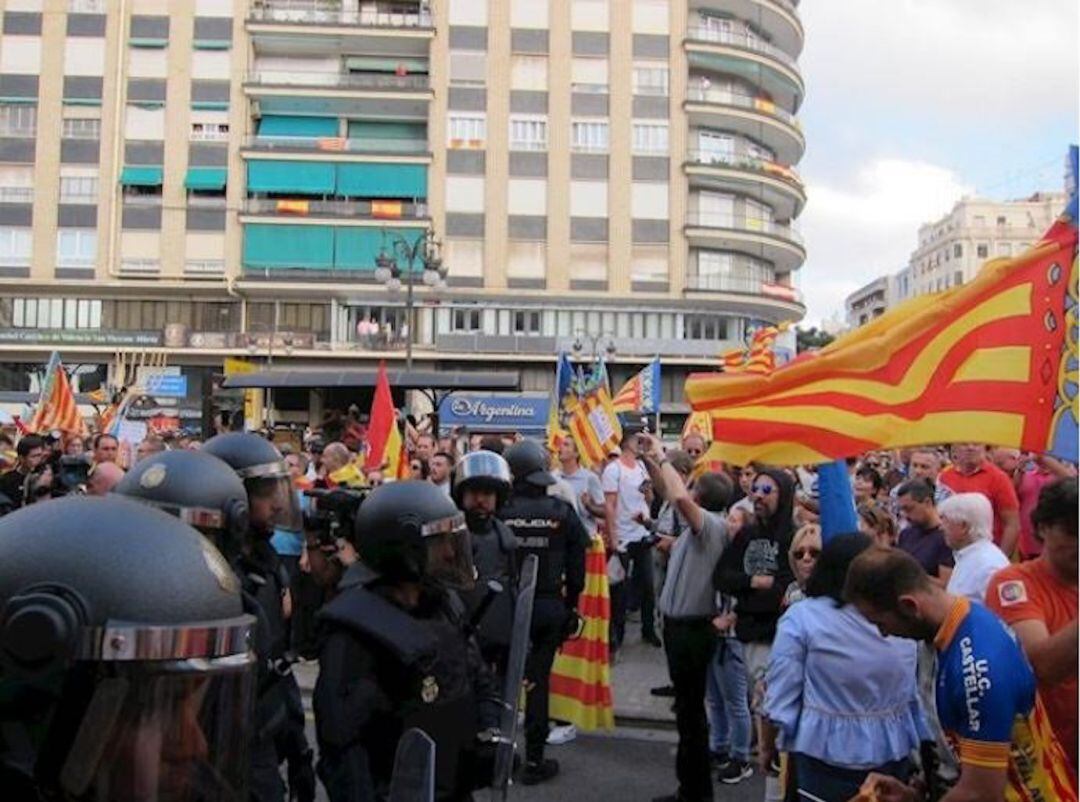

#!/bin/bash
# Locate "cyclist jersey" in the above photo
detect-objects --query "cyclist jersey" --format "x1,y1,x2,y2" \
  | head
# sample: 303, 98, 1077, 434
934, 596, 1077, 802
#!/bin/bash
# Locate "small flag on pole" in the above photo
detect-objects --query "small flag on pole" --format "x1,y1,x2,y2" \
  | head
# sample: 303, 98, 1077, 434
29, 352, 86, 437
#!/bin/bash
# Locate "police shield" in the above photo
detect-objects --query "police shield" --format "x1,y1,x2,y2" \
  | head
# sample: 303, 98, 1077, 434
388, 728, 436, 802
490, 553, 538, 801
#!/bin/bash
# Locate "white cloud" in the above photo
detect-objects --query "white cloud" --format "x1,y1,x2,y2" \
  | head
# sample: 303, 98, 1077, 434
798, 158, 974, 325
799, 0, 1078, 120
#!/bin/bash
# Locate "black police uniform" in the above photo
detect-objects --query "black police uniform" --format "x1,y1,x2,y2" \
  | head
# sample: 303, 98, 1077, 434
498, 447, 588, 773
313, 481, 501, 802
465, 514, 518, 669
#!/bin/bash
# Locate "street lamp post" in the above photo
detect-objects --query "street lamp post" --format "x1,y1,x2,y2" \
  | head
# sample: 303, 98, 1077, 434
375, 229, 447, 371
572, 329, 617, 362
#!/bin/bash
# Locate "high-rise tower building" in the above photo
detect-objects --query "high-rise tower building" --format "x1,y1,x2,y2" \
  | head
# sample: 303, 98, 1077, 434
0, 0, 805, 430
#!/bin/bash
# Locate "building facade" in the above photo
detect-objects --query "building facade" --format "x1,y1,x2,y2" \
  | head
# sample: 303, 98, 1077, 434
0, 0, 806, 431
844, 274, 892, 329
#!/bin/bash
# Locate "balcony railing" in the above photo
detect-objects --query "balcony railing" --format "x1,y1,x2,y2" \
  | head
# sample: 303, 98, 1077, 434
248, 2, 433, 29
0, 187, 32, 203
185, 259, 226, 276
686, 27, 799, 70
246, 71, 430, 91
119, 259, 161, 276
686, 149, 803, 188
687, 212, 804, 245
685, 85, 800, 128
58, 256, 95, 269
686, 274, 804, 302
244, 134, 428, 154
243, 198, 428, 219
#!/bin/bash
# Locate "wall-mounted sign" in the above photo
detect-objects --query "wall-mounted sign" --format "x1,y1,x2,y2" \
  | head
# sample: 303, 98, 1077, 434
0, 329, 163, 346
439, 393, 550, 433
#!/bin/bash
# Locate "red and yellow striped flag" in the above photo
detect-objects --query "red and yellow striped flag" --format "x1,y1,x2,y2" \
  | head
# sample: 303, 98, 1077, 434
549, 535, 614, 730
565, 384, 622, 469
719, 323, 788, 374
687, 216, 1079, 466
29, 353, 86, 437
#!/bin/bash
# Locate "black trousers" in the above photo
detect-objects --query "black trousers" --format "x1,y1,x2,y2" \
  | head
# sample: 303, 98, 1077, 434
524, 600, 567, 764
663, 617, 716, 802
612, 540, 657, 643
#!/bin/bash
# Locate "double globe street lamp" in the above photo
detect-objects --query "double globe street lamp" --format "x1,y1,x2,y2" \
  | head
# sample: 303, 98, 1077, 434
374, 229, 448, 370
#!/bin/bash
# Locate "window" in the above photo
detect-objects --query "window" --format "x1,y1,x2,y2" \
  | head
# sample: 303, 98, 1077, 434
682, 314, 728, 340
571, 57, 608, 94
746, 141, 776, 162
953, 243, 962, 258
452, 308, 481, 332
510, 55, 548, 91
190, 121, 228, 141
954, 270, 963, 286
571, 120, 608, 153
509, 116, 547, 151
995, 241, 1012, 256
996, 215, 1007, 226
976, 243, 989, 258
449, 51, 486, 87
632, 65, 669, 96
632, 122, 668, 154
0, 104, 36, 137
62, 117, 100, 139
0, 227, 31, 266
59, 174, 98, 203
513, 310, 541, 334
448, 114, 486, 148
0, 166, 33, 203
57, 229, 97, 268
12, 297, 103, 329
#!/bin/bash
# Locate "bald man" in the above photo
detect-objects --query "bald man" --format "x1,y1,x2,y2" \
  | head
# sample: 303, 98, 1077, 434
87, 461, 124, 496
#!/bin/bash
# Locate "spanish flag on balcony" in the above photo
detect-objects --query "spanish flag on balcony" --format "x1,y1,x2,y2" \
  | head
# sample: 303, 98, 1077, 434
549, 535, 614, 731
686, 168, 1079, 465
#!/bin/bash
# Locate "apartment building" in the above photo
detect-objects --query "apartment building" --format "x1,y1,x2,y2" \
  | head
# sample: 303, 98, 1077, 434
844, 274, 892, 329
0, 0, 806, 431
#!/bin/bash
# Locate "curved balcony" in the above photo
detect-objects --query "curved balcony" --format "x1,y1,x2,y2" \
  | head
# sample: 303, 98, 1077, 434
684, 213, 805, 272
683, 273, 805, 319
684, 86, 804, 164
688, 0, 804, 59
685, 27, 803, 113
684, 149, 806, 219
244, 70, 431, 119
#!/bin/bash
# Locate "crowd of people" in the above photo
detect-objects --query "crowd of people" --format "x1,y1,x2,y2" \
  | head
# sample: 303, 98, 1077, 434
0, 409, 1075, 802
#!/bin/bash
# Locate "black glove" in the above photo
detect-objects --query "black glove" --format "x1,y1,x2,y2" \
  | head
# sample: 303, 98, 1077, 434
561, 609, 583, 642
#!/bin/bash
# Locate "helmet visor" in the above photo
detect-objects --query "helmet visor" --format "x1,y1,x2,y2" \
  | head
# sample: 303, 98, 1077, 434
423, 515, 476, 592
245, 474, 303, 534
58, 654, 255, 802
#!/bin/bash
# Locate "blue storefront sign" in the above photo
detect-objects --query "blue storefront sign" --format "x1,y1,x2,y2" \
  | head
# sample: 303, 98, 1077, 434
144, 374, 188, 398
439, 393, 550, 433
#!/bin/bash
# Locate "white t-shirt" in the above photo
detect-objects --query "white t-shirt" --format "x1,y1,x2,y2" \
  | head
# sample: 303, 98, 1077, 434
557, 467, 604, 534
601, 458, 650, 547
946, 538, 1010, 602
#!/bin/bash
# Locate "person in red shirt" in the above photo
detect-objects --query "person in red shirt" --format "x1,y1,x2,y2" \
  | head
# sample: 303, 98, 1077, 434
985, 476, 1078, 775
939, 443, 1020, 556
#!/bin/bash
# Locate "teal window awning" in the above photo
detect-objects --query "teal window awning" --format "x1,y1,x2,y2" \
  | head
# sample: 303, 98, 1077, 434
257, 115, 338, 138
185, 167, 227, 190
194, 40, 231, 50
336, 163, 427, 199
243, 224, 334, 270
119, 166, 164, 187
129, 37, 168, 48
247, 160, 335, 195
334, 226, 424, 270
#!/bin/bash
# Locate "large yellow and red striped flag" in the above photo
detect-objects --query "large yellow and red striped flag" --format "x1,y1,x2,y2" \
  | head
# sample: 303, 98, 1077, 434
686, 214, 1079, 466
365, 361, 408, 479
549, 535, 614, 730
719, 323, 789, 374
564, 384, 622, 469
29, 353, 86, 437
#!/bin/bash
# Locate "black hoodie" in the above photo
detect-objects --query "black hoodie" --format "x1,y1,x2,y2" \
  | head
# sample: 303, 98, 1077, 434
713, 468, 796, 643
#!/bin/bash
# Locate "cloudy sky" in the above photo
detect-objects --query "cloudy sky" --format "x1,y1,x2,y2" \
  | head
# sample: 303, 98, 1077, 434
796, 0, 1079, 327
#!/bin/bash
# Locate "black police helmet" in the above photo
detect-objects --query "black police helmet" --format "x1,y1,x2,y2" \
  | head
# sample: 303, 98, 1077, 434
452, 450, 513, 506
202, 431, 286, 473
114, 449, 249, 557
505, 439, 556, 488
353, 480, 464, 583
203, 431, 302, 534
0, 495, 243, 676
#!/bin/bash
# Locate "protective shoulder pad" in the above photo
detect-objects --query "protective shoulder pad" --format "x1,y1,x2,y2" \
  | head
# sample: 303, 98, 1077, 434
318, 586, 437, 668
493, 519, 518, 555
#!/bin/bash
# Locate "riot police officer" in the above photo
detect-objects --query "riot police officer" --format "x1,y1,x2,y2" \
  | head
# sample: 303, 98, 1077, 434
0, 495, 257, 799
453, 450, 517, 672
313, 480, 501, 802
202, 432, 314, 802
499, 439, 588, 786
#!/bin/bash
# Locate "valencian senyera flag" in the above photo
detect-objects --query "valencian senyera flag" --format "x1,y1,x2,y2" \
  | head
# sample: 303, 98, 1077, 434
29, 352, 87, 437
565, 360, 622, 469
720, 322, 790, 374
687, 163, 1079, 466
612, 358, 661, 415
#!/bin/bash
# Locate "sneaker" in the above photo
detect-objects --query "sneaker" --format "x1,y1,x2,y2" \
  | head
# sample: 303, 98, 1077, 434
717, 759, 753, 784
546, 723, 577, 745
521, 758, 560, 785
649, 685, 676, 697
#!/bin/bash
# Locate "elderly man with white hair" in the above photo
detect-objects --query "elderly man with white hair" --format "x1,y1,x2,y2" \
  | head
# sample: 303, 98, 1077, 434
939, 492, 1010, 601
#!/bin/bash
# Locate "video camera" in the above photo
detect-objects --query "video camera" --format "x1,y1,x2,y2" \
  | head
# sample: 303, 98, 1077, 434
28, 454, 92, 500
302, 486, 368, 546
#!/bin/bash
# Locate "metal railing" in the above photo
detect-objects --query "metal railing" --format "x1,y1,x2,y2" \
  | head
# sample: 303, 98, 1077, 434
687, 211, 804, 245
244, 134, 428, 154
0, 187, 32, 203
0, 126, 36, 139
686, 274, 804, 302
243, 198, 428, 219
248, 2, 433, 29
246, 70, 430, 91
57, 256, 95, 269
119, 259, 161, 275
686, 148, 803, 187
68, 0, 105, 11
686, 27, 799, 70
185, 260, 226, 275
685, 85, 801, 128
571, 82, 609, 95
187, 196, 227, 209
